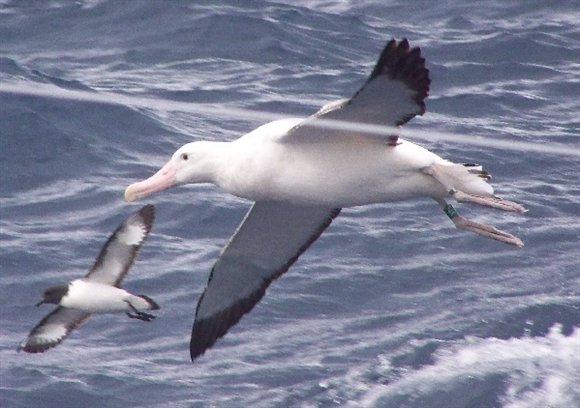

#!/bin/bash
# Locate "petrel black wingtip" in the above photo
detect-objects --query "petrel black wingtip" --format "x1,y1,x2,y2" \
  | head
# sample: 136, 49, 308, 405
136, 204, 156, 233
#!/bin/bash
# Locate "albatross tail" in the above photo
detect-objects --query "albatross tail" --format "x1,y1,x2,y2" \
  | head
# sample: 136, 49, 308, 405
428, 163, 527, 213
425, 162, 525, 247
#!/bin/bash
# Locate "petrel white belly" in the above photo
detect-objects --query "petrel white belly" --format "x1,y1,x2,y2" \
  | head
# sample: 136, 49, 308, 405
61, 279, 147, 313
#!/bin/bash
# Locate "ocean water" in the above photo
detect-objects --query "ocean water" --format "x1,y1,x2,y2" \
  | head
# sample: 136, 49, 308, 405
1, 1, 579, 407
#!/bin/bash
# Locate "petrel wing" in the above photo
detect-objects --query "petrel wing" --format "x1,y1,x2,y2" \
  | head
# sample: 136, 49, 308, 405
86, 205, 155, 287
19, 307, 90, 353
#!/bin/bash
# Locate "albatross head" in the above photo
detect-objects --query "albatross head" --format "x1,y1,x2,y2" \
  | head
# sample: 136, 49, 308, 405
124, 141, 221, 202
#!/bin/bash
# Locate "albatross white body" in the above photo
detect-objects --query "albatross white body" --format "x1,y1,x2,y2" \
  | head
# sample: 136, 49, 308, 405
124, 39, 526, 362
180, 119, 487, 207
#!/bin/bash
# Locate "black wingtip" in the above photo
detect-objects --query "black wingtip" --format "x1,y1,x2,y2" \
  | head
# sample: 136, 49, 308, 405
19, 345, 45, 353
190, 286, 267, 362
189, 208, 341, 363
18, 340, 56, 354
136, 204, 155, 233
138, 294, 160, 310
368, 38, 430, 123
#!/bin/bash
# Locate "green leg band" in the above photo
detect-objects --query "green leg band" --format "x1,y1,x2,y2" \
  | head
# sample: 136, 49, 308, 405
443, 204, 459, 219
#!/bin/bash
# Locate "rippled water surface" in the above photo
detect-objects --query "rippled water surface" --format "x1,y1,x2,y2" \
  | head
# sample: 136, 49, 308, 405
1, 1, 579, 407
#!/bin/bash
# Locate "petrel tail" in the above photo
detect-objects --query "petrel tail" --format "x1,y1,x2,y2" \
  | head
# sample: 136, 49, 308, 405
137, 294, 160, 310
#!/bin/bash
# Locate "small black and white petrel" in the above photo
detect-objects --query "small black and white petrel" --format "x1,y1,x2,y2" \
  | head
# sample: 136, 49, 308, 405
19, 204, 159, 353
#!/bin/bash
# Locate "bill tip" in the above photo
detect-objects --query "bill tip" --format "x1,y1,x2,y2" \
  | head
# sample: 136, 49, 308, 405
124, 186, 137, 202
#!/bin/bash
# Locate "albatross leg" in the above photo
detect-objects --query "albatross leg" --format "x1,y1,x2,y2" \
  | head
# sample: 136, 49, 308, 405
452, 190, 527, 213
436, 199, 524, 247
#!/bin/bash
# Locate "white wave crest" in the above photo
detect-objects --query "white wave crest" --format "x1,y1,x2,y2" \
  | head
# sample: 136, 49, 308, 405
353, 325, 580, 408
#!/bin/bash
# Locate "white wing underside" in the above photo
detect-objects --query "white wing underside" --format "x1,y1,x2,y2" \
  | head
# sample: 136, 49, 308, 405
86, 205, 154, 286
19, 307, 90, 353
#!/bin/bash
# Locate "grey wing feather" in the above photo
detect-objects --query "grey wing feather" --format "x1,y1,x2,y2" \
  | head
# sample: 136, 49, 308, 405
190, 202, 340, 361
86, 204, 155, 286
283, 38, 430, 144
18, 307, 90, 353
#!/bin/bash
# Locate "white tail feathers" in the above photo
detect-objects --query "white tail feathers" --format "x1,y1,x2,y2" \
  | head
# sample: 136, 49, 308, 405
430, 161, 526, 247
427, 162, 527, 213
430, 164, 527, 212
427, 163, 494, 197
131, 295, 160, 311
445, 163, 494, 196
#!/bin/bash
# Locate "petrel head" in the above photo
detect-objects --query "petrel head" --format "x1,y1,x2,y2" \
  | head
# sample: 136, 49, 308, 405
36, 285, 69, 307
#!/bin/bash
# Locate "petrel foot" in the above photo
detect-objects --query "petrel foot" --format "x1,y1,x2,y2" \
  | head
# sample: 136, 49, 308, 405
126, 311, 156, 322
126, 301, 156, 322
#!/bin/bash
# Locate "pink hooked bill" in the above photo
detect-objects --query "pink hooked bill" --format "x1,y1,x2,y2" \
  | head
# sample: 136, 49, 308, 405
124, 161, 176, 202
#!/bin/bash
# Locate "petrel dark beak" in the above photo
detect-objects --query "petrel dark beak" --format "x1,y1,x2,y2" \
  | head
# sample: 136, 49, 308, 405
35, 299, 45, 307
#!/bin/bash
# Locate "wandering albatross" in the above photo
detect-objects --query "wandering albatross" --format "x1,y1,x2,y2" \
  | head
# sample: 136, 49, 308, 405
124, 39, 526, 361
19, 205, 159, 353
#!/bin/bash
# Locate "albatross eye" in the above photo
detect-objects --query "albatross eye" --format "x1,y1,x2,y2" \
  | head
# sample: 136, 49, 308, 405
181, 153, 189, 161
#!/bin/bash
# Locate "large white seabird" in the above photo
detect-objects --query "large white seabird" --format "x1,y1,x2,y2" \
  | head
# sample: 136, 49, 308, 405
124, 39, 526, 361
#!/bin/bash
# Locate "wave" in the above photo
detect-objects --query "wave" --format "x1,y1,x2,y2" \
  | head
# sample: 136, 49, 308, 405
351, 325, 579, 408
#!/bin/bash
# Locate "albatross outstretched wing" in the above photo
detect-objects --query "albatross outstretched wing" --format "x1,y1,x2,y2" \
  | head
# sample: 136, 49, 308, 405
189, 39, 429, 361
190, 202, 340, 361
282, 38, 430, 145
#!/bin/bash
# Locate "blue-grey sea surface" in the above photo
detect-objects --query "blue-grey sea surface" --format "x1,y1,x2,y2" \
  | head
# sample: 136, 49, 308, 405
1, 1, 579, 407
